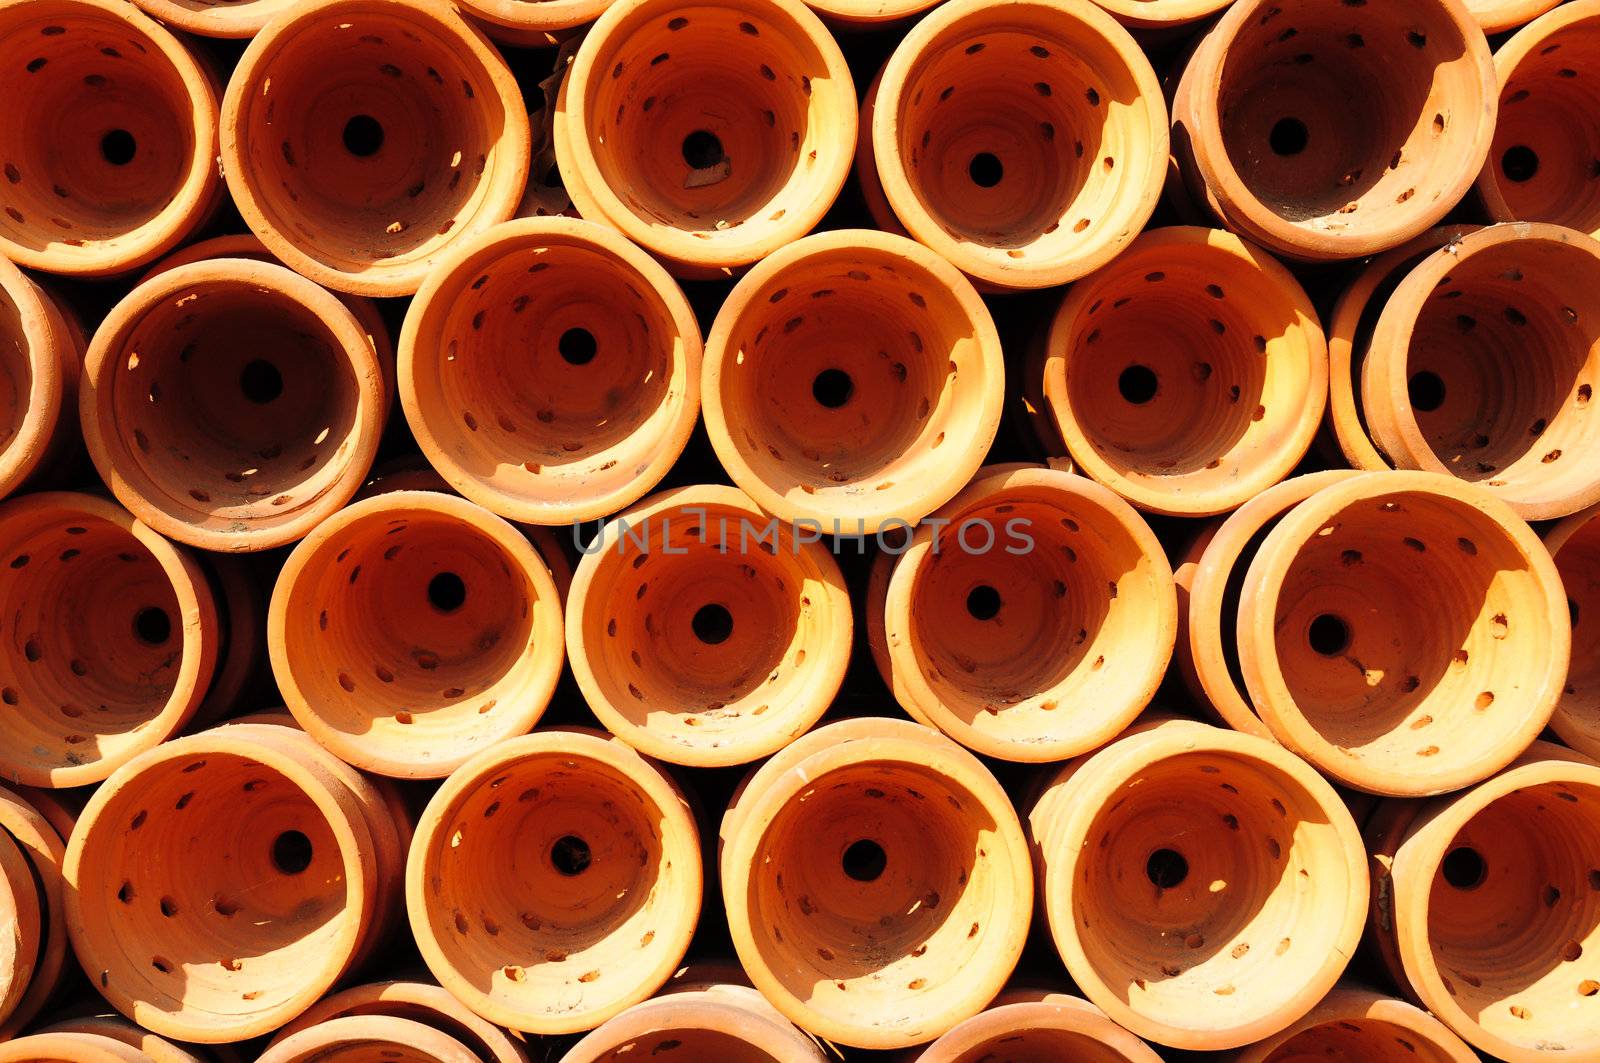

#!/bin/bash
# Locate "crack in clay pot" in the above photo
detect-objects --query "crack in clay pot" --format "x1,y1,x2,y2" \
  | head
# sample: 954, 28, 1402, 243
1229, 984, 1477, 1063
561, 975, 827, 1062
911, 989, 1162, 1062
257, 1014, 481, 1063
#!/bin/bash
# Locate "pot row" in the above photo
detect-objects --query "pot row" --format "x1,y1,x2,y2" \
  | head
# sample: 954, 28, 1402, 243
4, 0, 1598, 288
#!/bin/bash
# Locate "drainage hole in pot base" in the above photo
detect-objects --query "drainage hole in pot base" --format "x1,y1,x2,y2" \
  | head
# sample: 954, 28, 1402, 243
239, 359, 284, 405
558, 327, 598, 366
1501, 145, 1540, 184
692, 603, 733, 645
100, 129, 136, 166
681, 129, 726, 170
428, 572, 467, 613
1308, 613, 1351, 656
1269, 117, 1309, 157
842, 839, 887, 882
966, 584, 1002, 621
551, 834, 592, 876
133, 606, 172, 646
342, 114, 385, 158
271, 829, 314, 875
1118, 364, 1158, 405
812, 368, 853, 409
968, 152, 1003, 189
1146, 847, 1189, 889
1409, 370, 1446, 412
1442, 845, 1487, 889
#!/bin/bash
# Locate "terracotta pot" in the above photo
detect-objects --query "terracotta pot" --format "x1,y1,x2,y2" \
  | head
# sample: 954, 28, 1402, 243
399, 217, 701, 525
1544, 504, 1600, 760
0, 785, 67, 1039
875, 465, 1175, 762
457, 0, 609, 44
560, 979, 827, 1062
1171, 0, 1496, 260
0, 1033, 147, 1062
909, 990, 1161, 1062
0, 257, 81, 500
720, 717, 1032, 1050
1365, 743, 1600, 1061
1042, 227, 1327, 516
267, 980, 529, 1063
867, 0, 1165, 290
0, 491, 219, 787
553, 0, 856, 278
1087, 0, 1233, 30
408, 728, 701, 1035
33, 1015, 210, 1063
0, 0, 219, 276
1477, 2, 1600, 235
0, 826, 39, 1031
804, 0, 939, 25
259, 1015, 480, 1063
190, 553, 265, 726
703, 229, 1004, 534
1028, 717, 1367, 1050
567, 485, 848, 767
64, 721, 405, 1043
270, 489, 564, 778
1467, 0, 1563, 34
1228, 985, 1476, 1063
220, 0, 530, 297
79, 258, 388, 552
1360, 223, 1600, 520
1237, 471, 1567, 796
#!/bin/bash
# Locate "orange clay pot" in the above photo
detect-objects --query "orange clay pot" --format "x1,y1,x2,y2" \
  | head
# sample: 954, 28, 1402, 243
267, 980, 529, 1063
1028, 717, 1367, 1050
1237, 471, 1567, 796
258, 1015, 479, 1063
1359, 223, 1600, 521
33, 1014, 210, 1063
457, 0, 608, 45
0, 785, 68, 1039
399, 217, 701, 526
553, 0, 856, 279
0, 826, 39, 1031
0, 0, 219, 277
875, 465, 1175, 762
803, 0, 939, 26
561, 977, 827, 1062
720, 717, 1032, 1050
129, 0, 296, 37
64, 721, 406, 1043
79, 258, 387, 552
567, 485, 849, 767
1467, 0, 1563, 35
1227, 985, 1476, 1063
1086, 0, 1232, 30
270, 489, 564, 779
1478, 3, 1600, 236
703, 229, 1003, 534
0, 491, 219, 787
908, 990, 1161, 1062
0, 1033, 147, 1062
0, 257, 81, 499
867, 0, 1166, 290
408, 728, 701, 1035
221, 0, 530, 297
1171, 0, 1496, 261
1545, 504, 1600, 760
1365, 743, 1600, 1061
1042, 227, 1327, 516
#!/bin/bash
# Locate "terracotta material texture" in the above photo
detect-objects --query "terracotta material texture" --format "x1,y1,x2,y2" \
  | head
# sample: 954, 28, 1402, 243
703, 229, 1004, 533
1171, 0, 1496, 260
128, 0, 299, 38
1366, 743, 1600, 1061
802, 0, 940, 26
1468, 0, 1563, 34
79, 258, 388, 552
867, 0, 1166, 290
1544, 503, 1600, 760
0, 258, 81, 500
561, 977, 827, 1062
400, 218, 702, 526
875, 465, 1175, 762
1029, 718, 1367, 1050
408, 728, 702, 1035
32, 1014, 211, 1063
1043, 227, 1328, 516
1086, 0, 1233, 29
266, 980, 530, 1063
720, 717, 1032, 1050
553, 0, 856, 278
270, 489, 563, 778
220, 0, 530, 296
908, 990, 1161, 1062
567, 485, 850, 767
258, 1015, 480, 1063
0, 824, 40, 1033
0, 1032, 148, 1062
0, 0, 220, 276
0, 785, 68, 1039
457, 0, 610, 44
1228, 985, 1477, 1063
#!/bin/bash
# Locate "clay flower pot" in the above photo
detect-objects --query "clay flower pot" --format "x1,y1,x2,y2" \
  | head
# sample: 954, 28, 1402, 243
457, 0, 609, 45
1359, 223, 1600, 521
1171, 0, 1496, 260
867, 0, 1166, 290
0, 492, 220, 787
703, 229, 1004, 533
79, 258, 388, 552
0, 0, 219, 276
1028, 718, 1367, 1050
400, 218, 702, 526
1544, 504, 1600, 760
0, 827, 39, 1032
1477, 3, 1600, 235
1086, 0, 1233, 30
567, 485, 849, 767
553, 0, 856, 278
267, 980, 529, 1063
0, 258, 81, 500
0, 786, 67, 1039
64, 721, 406, 1043
33, 1014, 211, 1063
408, 728, 701, 1035
269, 489, 565, 779
129, 0, 299, 37
1467, 0, 1563, 34
259, 1016, 479, 1063
909, 990, 1161, 1062
561, 976, 827, 1062
805, 0, 939, 25
1365, 743, 1600, 1061
1237, 471, 1568, 796
221, 0, 530, 297
720, 717, 1032, 1050
875, 465, 1175, 762
1043, 227, 1327, 516
0, 1033, 147, 1062
1228, 985, 1477, 1063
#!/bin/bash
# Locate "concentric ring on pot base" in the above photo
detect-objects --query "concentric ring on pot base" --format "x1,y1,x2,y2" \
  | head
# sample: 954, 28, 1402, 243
1544, 505, 1600, 761
1467, 0, 1563, 34
266, 980, 531, 1063
221, 0, 529, 297
80, 258, 386, 553
554, 0, 856, 278
703, 229, 1003, 534
881, 466, 1175, 762
1172, 0, 1496, 260
1360, 224, 1600, 521
1029, 720, 1367, 1051
399, 217, 701, 526
912, 991, 1161, 1063
0, 492, 219, 788
0, 0, 218, 276
1237, 472, 1568, 797
1043, 227, 1327, 517
0, 786, 67, 1039
270, 490, 564, 779
561, 982, 828, 1063
871, 0, 1166, 290
259, 1015, 480, 1063
567, 485, 849, 768
1230, 985, 1478, 1063
408, 729, 701, 1036
0, 257, 79, 501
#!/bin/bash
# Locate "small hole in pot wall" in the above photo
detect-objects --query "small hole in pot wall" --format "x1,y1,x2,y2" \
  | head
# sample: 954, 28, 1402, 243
1409, 370, 1446, 412
271, 830, 314, 875
1146, 847, 1189, 888
692, 603, 734, 645
1308, 613, 1351, 656
428, 572, 467, 613
966, 585, 1002, 621
842, 839, 887, 882
551, 834, 592, 876
1501, 145, 1539, 183
812, 368, 853, 409
681, 129, 725, 169
558, 327, 598, 366
239, 359, 284, 404
100, 129, 136, 166
1118, 365, 1158, 405
968, 152, 1003, 188
342, 114, 385, 157
133, 606, 172, 646
1442, 845, 1487, 889
1269, 117, 1309, 157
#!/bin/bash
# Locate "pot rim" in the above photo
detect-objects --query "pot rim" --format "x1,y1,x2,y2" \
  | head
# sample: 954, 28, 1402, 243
0, 261, 69, 499
1230, 984, 1478, 1063
258, 1014, 479, 1063
264, 979, 531, 1063
560, 987, 826, 1063
916, 995, 1162, 1062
